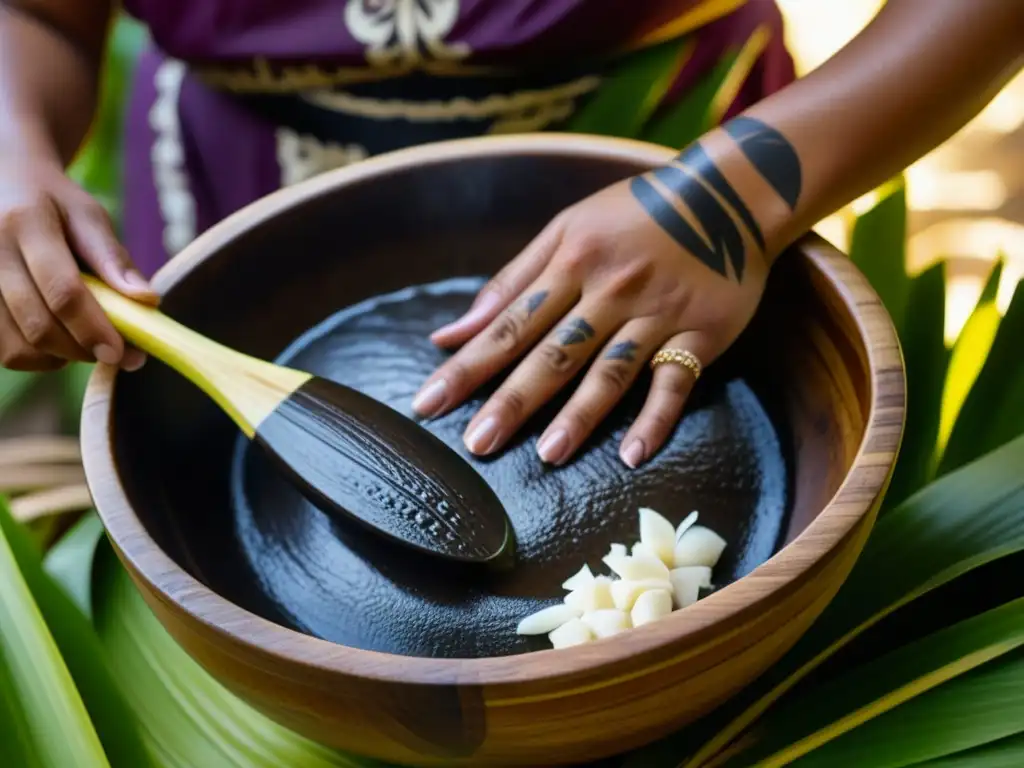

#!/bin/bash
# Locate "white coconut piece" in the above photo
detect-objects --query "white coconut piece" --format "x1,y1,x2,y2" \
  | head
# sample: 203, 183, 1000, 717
638, 507, 676, 566
564, 576, 614, 612
673, 525, 727, 569
581, 609, 632, 639
632, 541, 663, 565
610, 579, 674, 611
607, 543, 627, 559
669, 567, 709, 609
516, 604, 582, 635
549, 618, 594, 649
674, 511, 700, 543
561, 563, 595, 592
631, 589, 673, 627
603, 552, 671, 581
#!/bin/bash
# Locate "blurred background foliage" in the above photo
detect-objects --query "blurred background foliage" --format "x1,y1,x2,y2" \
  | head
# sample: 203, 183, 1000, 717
3, 4, 1024, 768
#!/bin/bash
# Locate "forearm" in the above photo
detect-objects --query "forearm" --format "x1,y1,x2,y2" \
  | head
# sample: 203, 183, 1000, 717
0, 2, 113, 166
667, 0, 1024, 270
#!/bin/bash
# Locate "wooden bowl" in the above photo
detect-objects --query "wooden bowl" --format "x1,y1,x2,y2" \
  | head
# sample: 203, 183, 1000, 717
81, 134, 904, 766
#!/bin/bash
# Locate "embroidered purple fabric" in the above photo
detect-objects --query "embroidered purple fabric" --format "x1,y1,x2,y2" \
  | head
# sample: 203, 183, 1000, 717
119, 0, 796, 276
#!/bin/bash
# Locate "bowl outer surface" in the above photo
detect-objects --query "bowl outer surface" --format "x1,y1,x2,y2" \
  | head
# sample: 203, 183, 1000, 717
81, 135, 905, 765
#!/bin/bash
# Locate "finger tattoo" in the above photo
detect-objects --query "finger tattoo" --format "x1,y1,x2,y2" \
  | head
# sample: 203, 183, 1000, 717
525, 290, 549, 317
605, 340, 639, 362
556, 317, 595, 346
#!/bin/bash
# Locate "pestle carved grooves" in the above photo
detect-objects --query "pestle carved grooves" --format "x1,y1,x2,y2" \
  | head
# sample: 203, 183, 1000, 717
253, 376, 512, 563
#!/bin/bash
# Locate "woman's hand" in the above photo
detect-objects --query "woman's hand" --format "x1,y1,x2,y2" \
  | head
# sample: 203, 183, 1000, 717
412, 160, 772, 469
0, 150, 156, 371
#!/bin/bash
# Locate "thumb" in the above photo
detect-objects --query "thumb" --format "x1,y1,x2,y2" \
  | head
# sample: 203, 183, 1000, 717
65, 200, 160, 305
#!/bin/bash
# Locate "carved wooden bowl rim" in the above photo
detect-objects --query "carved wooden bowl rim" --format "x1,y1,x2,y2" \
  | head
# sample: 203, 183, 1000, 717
81, 133, 905, 689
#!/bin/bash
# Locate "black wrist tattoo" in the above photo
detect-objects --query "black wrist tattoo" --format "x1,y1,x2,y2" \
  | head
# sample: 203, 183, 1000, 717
629, 116, 802, 281
722, 116, 802, 210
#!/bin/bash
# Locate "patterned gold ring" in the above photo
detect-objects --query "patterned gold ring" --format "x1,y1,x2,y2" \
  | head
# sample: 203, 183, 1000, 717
650, 348, 703, 380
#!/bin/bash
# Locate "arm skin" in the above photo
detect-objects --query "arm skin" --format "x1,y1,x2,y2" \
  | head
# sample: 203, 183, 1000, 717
0, 0, 114, 167
632, 0, 1024, 280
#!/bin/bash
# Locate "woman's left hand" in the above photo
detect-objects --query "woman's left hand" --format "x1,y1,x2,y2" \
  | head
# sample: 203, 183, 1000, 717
411, 170, 771, 469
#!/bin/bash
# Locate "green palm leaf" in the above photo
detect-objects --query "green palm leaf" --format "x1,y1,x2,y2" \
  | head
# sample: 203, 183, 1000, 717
0, 499, 109, 768
90, 537, 384, 768
717, 597, 1024, 766
883, 261, 948, 509
0, 502, 152, 768
783, 650, 1024, 768
940, 278, 1024, 475
915, 732, 1024, 767
670, 432, 1024, 768
935, 259, 1004, 467
848, 179, 909, 333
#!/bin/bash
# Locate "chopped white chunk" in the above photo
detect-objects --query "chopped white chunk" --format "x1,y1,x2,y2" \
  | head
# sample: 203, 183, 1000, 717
564, 576, 614, 612
675, 511, 700, 543
603, 552, 671, 581
631, 589, 673, 627
561, 563, 595, 592
516, 604, 582, 635
669, 567, 709, 609
607, 543, 627, 558
611, 579, 674, 611
581, 609, 632, 638
549, 618, 594, 649
632, 541, 663, 565
673, 525, 727, 569
639, 507, 677, 566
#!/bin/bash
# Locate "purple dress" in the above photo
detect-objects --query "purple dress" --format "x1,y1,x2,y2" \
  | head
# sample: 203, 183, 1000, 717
120, 0, 795, 277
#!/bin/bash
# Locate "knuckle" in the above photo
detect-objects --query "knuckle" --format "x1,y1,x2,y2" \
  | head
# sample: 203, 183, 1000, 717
493, 387, 527, 422
602, 261, 653, 300
537, 342, 574, 374
596, 362, 633, 394
42, 274, 85, 316
19, 314, 54, 346
560, 404, 596, 437
558, 237, 601, 273
488, 311, 524, 352
645, 411, 677, 441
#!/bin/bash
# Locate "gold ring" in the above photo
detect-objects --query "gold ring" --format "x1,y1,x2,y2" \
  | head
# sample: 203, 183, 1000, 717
650, 348, 702, 380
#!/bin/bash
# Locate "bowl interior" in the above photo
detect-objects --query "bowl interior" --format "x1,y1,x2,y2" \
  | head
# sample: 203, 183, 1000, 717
108, 144, 868, 660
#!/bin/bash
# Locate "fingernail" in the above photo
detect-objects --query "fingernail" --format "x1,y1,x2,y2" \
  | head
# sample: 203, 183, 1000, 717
412, 379, 448, 417
538, 429, 569, 465
621, 439, 646, 469
123, 269, 151, 291
121, 349, 147, 372
93, 343, 119, 366
465, 415, 501, 455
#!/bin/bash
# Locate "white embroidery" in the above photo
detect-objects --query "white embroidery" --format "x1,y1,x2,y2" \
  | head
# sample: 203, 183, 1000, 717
149, 59, 196, 257
300, 75, 601, 123
276, 128, 369, 187
344, 0, 470, 69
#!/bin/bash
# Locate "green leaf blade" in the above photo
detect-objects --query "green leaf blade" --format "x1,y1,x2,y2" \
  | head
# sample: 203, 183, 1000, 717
884, 261, 948, 508
0, 507, 152, 768
721, 597, 1024, 766
848, 180, 909, 334
91, 540, 384, 768
0, 500, 110, 768
683, 434, 1024, 768
786, 650, 1024, 768
941, 278, 1024, 475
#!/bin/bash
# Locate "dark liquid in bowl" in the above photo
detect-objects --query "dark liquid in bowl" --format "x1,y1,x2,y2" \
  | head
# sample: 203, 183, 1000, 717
230, 277, 791, 658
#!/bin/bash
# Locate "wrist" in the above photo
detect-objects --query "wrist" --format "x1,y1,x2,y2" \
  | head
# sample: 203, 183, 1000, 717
0, 115, 65, 169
